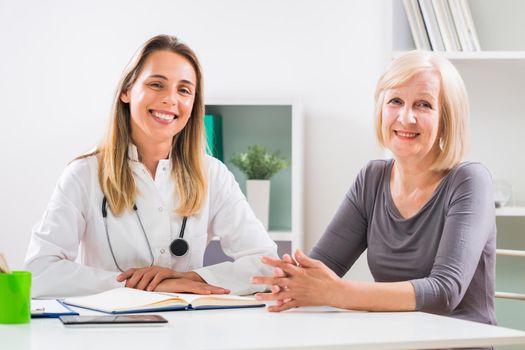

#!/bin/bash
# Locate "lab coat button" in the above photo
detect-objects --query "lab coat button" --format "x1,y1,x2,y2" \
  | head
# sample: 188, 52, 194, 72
158, 207, 163, 212
160, 249, 166, 254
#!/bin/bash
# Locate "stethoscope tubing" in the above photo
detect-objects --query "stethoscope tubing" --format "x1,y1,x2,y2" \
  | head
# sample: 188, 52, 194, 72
101, 196, 189, 272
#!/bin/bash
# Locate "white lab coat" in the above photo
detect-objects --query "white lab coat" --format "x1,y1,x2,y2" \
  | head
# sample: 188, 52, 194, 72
24, 145, 278, 298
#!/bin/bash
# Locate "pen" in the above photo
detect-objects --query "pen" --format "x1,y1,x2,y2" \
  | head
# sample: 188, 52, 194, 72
0, 253, 11, 273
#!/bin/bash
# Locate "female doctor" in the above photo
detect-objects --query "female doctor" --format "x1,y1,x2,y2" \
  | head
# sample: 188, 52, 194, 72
24, 34, 278, 298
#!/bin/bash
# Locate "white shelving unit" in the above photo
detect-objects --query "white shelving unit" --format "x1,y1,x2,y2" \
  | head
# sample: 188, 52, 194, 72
391, 0, 525, 334
206, 98, 304, 251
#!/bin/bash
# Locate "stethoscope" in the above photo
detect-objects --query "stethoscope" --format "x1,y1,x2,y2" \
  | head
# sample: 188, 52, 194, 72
102, 196, 189, 272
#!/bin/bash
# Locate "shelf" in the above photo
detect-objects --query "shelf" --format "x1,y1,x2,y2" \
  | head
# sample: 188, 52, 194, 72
496, 207, 525, 217
267, 230, 292, 241
392, 51, 525, 60
211, 230, 292, 242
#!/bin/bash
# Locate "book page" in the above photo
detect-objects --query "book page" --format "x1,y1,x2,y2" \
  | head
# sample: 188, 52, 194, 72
174, 293, 262, 307
64, 288, 187, 312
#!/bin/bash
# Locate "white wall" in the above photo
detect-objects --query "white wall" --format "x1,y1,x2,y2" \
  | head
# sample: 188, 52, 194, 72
0, 0, 387, 280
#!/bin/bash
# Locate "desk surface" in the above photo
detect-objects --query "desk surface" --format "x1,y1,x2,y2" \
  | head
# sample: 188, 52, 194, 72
3, 306, 525, 350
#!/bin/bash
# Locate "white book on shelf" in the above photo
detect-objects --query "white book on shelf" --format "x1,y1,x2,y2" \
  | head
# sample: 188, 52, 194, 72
418, 0, 445, 51
459, 0, 481, 51
432, 0, 462, 51
448, 0, 473, 51
402, 0, 431, 50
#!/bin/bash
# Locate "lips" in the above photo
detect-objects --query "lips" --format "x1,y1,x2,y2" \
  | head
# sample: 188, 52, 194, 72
149, 109, 177, 124
394, 130, 419, 139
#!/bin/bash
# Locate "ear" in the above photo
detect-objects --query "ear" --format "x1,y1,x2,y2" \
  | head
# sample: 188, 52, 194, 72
120, 90, 130, 103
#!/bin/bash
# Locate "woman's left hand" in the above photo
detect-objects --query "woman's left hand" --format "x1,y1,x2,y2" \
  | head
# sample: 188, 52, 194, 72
251, 249, 342, 312
117, 266, 191, 291
154, 278, 230, 295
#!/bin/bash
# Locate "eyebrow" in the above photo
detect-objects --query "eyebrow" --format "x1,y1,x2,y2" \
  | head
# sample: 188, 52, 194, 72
387, 90, 437, 100
147, 74, 195, 86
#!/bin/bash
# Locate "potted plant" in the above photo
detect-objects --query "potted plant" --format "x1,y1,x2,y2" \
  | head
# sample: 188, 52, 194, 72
230, 145, 289, 229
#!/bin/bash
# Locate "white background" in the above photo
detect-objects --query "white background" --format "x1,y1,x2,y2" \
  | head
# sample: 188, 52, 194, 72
0, 0, 389, 280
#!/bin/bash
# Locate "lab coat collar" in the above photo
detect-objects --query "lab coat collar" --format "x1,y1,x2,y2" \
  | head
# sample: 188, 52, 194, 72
128, 143, 140, 162
127, 143, 172, 171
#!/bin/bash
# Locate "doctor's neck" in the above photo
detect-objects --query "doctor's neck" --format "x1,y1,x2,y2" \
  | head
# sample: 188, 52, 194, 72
133, 137, 172, 179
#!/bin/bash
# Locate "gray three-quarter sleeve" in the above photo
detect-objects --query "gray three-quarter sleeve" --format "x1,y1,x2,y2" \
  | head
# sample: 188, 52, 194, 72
310, 161, 387, 277
409, 163, 496, 322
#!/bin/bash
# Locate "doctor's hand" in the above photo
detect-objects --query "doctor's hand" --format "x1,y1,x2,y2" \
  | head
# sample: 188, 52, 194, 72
251, 249, 342, 312
117, 266, 202, 291
117, 266, 180, 291
117, 266, 229, 294
153, 278, 230, 295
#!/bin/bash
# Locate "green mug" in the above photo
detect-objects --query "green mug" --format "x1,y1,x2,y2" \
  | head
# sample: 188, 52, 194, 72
0, 271, 31, 324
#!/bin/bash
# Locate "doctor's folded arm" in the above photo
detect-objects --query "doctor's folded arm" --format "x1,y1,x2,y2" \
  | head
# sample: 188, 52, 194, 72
23, 34, 277, 299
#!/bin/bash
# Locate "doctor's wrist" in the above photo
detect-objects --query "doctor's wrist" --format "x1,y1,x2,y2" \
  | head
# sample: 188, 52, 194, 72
181, 271, 205, 283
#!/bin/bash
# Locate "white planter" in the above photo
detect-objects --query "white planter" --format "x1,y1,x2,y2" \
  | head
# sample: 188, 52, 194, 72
246, 179, 270, 230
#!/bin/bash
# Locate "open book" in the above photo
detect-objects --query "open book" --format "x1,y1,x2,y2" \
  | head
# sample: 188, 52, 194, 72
62, 288, 265, 314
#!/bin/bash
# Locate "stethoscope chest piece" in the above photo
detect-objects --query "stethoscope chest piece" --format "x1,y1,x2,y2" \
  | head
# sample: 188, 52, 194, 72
170, 216, 189, 257
170, 238, 189, 257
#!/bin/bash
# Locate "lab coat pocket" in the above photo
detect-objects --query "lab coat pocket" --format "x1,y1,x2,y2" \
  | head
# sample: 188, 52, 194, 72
188, 233, 208, 270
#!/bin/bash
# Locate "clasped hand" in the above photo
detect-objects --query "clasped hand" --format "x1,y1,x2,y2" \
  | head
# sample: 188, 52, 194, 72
251, 249, 342, 312
116, 266, 229, 295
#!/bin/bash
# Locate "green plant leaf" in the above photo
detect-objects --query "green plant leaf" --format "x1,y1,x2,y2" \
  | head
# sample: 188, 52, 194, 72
230, 145, 289, 180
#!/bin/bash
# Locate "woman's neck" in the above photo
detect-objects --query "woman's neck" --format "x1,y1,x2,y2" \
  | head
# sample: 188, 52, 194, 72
133, 138, 172, 179
391, 158, 445, 195
389, 157, 448, 219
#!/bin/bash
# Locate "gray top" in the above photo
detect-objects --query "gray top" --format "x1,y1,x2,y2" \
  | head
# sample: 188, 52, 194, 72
311, 159, 496, 325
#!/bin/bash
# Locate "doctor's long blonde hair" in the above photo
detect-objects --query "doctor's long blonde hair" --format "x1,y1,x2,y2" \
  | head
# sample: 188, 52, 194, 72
89, 35, 207, 216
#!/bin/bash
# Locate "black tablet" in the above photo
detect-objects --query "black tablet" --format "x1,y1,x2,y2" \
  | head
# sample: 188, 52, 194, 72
59, 314, 168, 327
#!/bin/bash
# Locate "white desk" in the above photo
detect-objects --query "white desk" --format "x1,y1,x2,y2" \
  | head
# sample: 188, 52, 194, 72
3, 306, 525, 350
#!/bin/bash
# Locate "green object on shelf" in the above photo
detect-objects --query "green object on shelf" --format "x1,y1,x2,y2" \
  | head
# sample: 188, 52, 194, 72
230, 145, 289, 180
0, 271, 31, 324
204, 114, 224, 161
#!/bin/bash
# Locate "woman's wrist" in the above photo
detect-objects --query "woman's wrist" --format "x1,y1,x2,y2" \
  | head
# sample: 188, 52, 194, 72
330, 279, 354, 310
181, 271, 205, 282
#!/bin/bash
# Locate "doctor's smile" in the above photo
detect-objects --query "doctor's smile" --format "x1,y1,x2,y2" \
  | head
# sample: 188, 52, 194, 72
150, 109, 178, 123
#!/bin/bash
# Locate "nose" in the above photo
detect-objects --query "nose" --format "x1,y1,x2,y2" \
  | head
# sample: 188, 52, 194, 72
162, 86, 178, 106
398, 106, 416, 125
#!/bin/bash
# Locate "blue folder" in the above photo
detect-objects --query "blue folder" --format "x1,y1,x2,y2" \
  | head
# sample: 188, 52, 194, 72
31, 299, 79, 318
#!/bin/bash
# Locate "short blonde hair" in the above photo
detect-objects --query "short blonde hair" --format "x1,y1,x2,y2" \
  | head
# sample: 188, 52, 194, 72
374, 50, 469, 171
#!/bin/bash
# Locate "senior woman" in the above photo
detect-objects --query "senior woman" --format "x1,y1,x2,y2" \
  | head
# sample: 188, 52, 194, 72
252, 50, 496, 328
